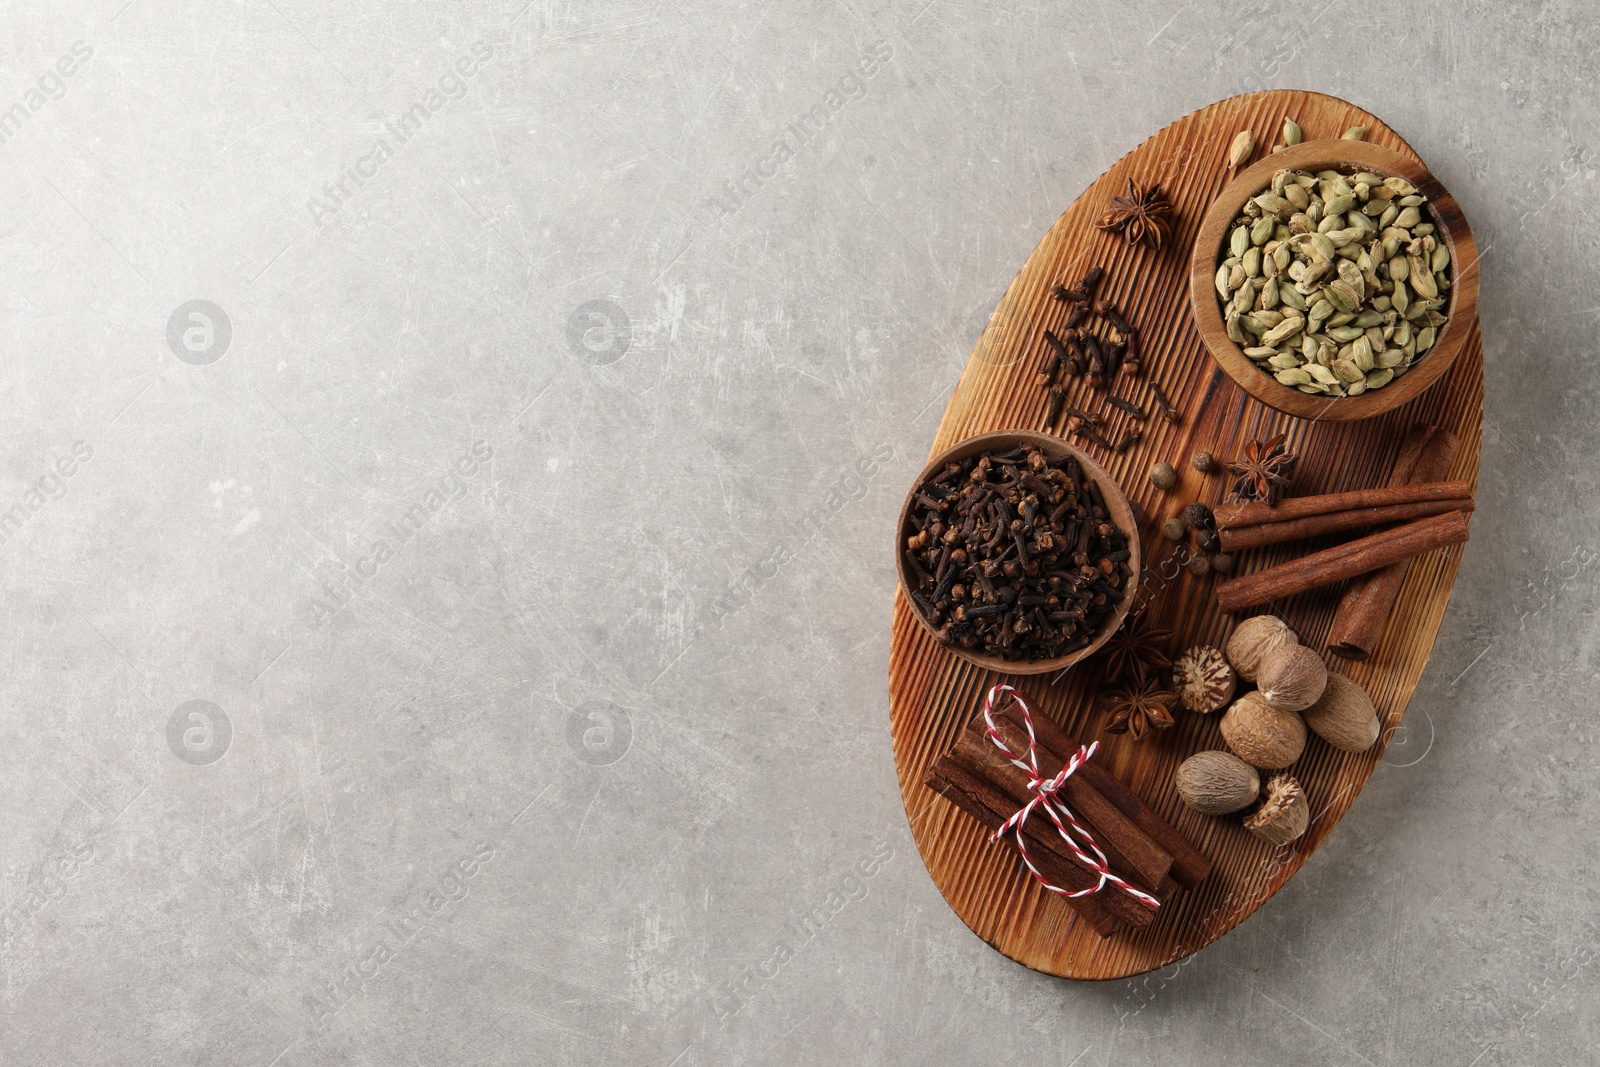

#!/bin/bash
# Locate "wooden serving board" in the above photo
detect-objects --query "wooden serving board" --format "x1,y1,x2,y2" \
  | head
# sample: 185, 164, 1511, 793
889, 90, 1482, 979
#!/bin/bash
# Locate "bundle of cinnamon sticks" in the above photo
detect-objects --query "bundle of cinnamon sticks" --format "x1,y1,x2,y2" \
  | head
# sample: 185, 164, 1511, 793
1214, 427, 1469, 622
924, 694, 1210, 937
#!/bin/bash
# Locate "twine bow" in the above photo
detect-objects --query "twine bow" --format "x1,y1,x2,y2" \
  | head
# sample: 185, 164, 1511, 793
979, 683, 1160, 910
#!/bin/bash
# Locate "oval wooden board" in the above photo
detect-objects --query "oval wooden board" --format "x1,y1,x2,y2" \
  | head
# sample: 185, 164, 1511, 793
889, 90, 1482, 980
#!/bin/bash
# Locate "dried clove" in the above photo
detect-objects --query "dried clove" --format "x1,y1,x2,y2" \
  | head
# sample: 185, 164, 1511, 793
1038, 348, 1062, 387
1054, 266, 1106, 305
1121, 330, 1143, 376
1149, 379, 1180, 424
1063, 405, 1100, 427
1097, 302, 1133, 336
902, 446, 1132, 661
1072, 424, 1117, 452
1043, 388, 1066, 428
1106, 395, 1145, 421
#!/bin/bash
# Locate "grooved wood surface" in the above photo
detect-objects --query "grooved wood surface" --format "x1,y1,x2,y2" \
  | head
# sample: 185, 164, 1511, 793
889, 90, 1483, 980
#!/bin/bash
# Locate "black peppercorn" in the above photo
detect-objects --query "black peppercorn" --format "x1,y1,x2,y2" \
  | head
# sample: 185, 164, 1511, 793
1196, 529, 1221, 554
1191, 450, 1216, 473
1211, 552, 1235, 574
1182, 502, 1214, 529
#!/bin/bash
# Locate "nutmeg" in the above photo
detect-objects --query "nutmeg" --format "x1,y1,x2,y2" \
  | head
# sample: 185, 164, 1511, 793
1172, 645, 1236, 714
1224, 614, 1298, 682
1175, 750, 1259, 815
1302, 671, 1380, 752
1257, 644, 1328, 713
1244, 774, 1309, 846
1220, 691, 1306, 769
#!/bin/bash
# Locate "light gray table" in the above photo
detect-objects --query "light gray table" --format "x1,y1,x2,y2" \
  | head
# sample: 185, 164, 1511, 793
2, 1, 1595, 1063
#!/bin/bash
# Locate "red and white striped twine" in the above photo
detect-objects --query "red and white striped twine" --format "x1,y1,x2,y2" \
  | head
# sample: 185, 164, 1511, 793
979, 683, 1160, 910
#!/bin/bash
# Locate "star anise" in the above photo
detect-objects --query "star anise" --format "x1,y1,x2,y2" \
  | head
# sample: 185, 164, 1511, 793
1228, 433, 1298, 505
1095, 178, 1175, 250
1099, 616, 1174, 685
1102, 677, 1177, 740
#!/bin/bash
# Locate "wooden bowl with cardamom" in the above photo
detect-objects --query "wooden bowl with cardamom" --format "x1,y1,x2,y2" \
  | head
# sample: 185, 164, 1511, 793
894, 430, 1141, 676
1189, 139, 1478, 422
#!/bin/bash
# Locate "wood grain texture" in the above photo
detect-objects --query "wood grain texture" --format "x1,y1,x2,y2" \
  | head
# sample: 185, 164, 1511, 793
889, 90, 1482, 980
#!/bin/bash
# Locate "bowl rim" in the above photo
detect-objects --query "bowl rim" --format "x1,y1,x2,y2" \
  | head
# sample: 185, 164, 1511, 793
1188, 139, 1479, 423
894, 430, 1141, 676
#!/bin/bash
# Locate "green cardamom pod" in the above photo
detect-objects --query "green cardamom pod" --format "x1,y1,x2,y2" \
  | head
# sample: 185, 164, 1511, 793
1230, 225, 1250, 259
1408, 256, 1438, 299
1350, 336, 1374, 372
1325, 279, 1360, 313
1261, 317, 1305, 347
1336, 259, 1365, 292
1253, 193, 1293, 218
1228, 129, 1254, 169
1331, 358, 1365, 384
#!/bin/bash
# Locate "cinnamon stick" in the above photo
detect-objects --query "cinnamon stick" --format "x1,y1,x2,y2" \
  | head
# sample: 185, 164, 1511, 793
1213, 480, 1474, 530
1007, 703, 1212, 888
940, 734, 1162, 929
1328, 428, 1462, 659
953, 716, 1174, 895
924, 758, 1126, 937
1218, 498, 1473, 552
1215, 509, 1470, 613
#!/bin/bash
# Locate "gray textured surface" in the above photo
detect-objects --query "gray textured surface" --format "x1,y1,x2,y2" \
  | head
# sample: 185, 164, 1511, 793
1, 1, 1595, 1063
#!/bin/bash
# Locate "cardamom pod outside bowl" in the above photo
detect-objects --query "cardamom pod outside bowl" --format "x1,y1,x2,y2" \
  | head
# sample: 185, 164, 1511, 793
1189, 139, 1478, 422
894, 430, 1141, 676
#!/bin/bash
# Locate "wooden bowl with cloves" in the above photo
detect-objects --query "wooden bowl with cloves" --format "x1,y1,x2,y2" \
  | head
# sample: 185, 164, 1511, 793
1190, 139, 1478, 422
895, 430, 1141, 675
